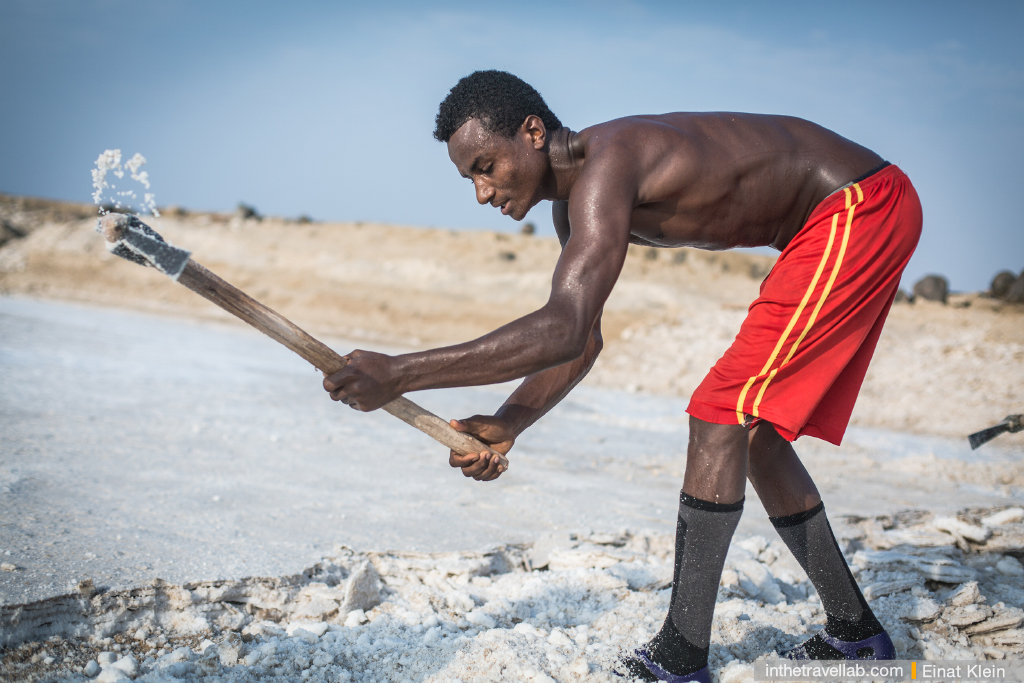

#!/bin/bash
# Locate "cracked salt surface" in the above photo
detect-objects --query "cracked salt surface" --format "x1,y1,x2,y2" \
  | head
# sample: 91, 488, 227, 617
3, 519, 1023, 681
1, 297, 1022, 680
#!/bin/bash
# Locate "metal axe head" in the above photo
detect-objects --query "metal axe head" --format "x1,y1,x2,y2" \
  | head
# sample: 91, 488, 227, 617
968, 414, 1023, 450
95, 213, 191, 280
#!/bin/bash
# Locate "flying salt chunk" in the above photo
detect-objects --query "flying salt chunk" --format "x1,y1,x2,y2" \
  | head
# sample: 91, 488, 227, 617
92, 149, 122, 203
124, 153, 149, 186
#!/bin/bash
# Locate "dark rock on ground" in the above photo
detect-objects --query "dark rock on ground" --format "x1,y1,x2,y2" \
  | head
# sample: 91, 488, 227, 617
913, 275, 949, 304
894, 289, 913, 304
990, 271, 1016, 298
1006, 272, 1024, 305
236, 203, 261, 221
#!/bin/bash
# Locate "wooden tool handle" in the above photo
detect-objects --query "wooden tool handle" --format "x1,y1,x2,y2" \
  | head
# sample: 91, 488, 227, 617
177, 260, 508, 471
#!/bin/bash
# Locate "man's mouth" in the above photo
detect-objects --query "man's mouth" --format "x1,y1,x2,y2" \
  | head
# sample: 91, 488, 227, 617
500, 201, 511, 216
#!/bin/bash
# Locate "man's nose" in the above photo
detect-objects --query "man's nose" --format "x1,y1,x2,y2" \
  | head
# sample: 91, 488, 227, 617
475, 179, 494, 205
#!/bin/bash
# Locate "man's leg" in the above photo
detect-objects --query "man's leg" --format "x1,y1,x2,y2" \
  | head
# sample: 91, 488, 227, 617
622, 417, 746, 682
747, 422, 892, 659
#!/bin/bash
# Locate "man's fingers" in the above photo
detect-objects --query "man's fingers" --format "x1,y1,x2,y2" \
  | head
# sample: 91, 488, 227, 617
449, 451, 480, 468
323, 369, 351, 393
474, 453, 502, 481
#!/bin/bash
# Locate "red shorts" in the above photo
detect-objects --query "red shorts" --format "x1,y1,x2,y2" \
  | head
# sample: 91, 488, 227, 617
687, 164, 922, 445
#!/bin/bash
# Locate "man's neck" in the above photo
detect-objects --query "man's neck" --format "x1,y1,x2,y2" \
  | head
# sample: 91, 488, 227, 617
546, 128, 582, 201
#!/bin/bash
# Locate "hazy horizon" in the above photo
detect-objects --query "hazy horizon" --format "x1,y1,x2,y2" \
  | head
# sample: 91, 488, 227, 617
1, 1, 1021, 291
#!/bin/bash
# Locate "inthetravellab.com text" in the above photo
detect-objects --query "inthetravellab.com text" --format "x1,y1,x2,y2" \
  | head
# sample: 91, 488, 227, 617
754, 659, 1024, 681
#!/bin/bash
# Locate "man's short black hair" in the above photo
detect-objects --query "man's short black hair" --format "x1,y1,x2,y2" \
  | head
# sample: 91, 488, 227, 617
433, 70, 562, 143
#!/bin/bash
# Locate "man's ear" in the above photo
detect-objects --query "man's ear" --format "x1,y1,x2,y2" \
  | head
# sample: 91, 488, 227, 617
522, 115, 548, 150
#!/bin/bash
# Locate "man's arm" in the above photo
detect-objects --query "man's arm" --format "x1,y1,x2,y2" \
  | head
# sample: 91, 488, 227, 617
494, 199, 603, 435
445, 201, 602, 481
326, 155, 637, 412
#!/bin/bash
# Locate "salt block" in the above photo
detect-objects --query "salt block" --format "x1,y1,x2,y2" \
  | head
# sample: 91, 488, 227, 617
96, 668, 128, 683
344, 609, 367, 627
110, 655, 139, 677
84, 660, 100, 677
981, 508, 1024, 526
964, 608, 1024, 635
341, 561, 381, 614
902, 596, 943, 622
465, 610, 496, 629
948, 581, 982, 607
992, 629, 1024, 646
291, 628, 318, 645
97, 652, 117, 665
933, 516, 990, 543
216, 633, 243, 666
286, 621, 328, 637
547, 629, 572, 648
996, 556, 1024, 577
942, 604, 992, 627
864, 578, 918, 601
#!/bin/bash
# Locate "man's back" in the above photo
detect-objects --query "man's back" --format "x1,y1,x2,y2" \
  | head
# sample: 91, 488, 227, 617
571, 112, 884, 251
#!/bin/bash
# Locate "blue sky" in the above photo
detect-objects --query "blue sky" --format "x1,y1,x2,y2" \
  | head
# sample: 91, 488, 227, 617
1, 1, 1021, 290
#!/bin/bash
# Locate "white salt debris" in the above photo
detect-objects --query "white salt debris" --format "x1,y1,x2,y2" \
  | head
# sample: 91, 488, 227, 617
934, 516, 992, 543
984, 508, 1024, 527
90, 149, 158, 216
3, 507, 1023, 681
996, 556, 1024, 577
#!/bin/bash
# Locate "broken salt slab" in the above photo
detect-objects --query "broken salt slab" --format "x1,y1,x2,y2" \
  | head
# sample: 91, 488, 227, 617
996, 556, 1024, 577
863, 578, 918, 601
948, 581, 983, 607
344, 609, 367, 627
109, 654, 138, 677
465, 610, 497, 629
942, 603, 992, 627
982, 508, 1024, 526
933, 516, 990, 542
964, 608, 1024, 635
286, 621, 328, 637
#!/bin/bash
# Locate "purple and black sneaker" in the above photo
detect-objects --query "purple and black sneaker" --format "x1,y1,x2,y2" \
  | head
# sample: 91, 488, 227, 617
614, 649, 711, 683
784, 630, 896, 661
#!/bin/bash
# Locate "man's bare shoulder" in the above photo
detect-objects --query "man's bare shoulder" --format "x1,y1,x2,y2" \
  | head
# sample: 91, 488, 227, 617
575, 112, 817, 152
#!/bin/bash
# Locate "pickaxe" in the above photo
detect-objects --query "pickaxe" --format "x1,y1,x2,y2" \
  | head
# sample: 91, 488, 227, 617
95, 213, 508, 472
968, 414, 1023, 450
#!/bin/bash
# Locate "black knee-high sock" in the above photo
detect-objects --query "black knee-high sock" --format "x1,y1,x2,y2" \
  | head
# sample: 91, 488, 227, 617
770, 502, 884, 643
628, 492, 743, 678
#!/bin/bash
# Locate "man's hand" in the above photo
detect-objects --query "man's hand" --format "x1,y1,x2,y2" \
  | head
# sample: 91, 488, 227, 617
449, 415, 515, 482
323, 349, 403, 412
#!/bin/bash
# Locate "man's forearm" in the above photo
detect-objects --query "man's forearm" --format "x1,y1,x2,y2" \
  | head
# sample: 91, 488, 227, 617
394, 304, 592, 393
495, 324, 603, 436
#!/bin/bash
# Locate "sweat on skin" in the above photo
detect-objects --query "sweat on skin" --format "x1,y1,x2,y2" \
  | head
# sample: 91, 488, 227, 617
321, 70, 920, 679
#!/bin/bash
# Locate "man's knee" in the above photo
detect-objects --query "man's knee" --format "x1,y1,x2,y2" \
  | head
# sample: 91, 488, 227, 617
687, 416, 748, 456
747, 420, 790, 465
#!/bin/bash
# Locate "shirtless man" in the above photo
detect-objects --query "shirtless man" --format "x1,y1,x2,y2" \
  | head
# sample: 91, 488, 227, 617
324, 70, 921, 682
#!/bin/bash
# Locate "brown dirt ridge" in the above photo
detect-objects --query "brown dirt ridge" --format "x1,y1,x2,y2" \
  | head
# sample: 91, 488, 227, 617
1, 192, 1021, 443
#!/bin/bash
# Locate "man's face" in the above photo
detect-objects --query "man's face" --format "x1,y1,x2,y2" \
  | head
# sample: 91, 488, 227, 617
446, 117, 548, 222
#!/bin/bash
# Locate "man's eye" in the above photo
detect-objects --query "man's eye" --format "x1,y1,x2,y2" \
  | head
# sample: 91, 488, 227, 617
483, 165, 493, 174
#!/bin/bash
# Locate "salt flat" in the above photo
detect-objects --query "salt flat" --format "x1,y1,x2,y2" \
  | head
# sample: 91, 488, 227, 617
1, 296, 1019, 609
